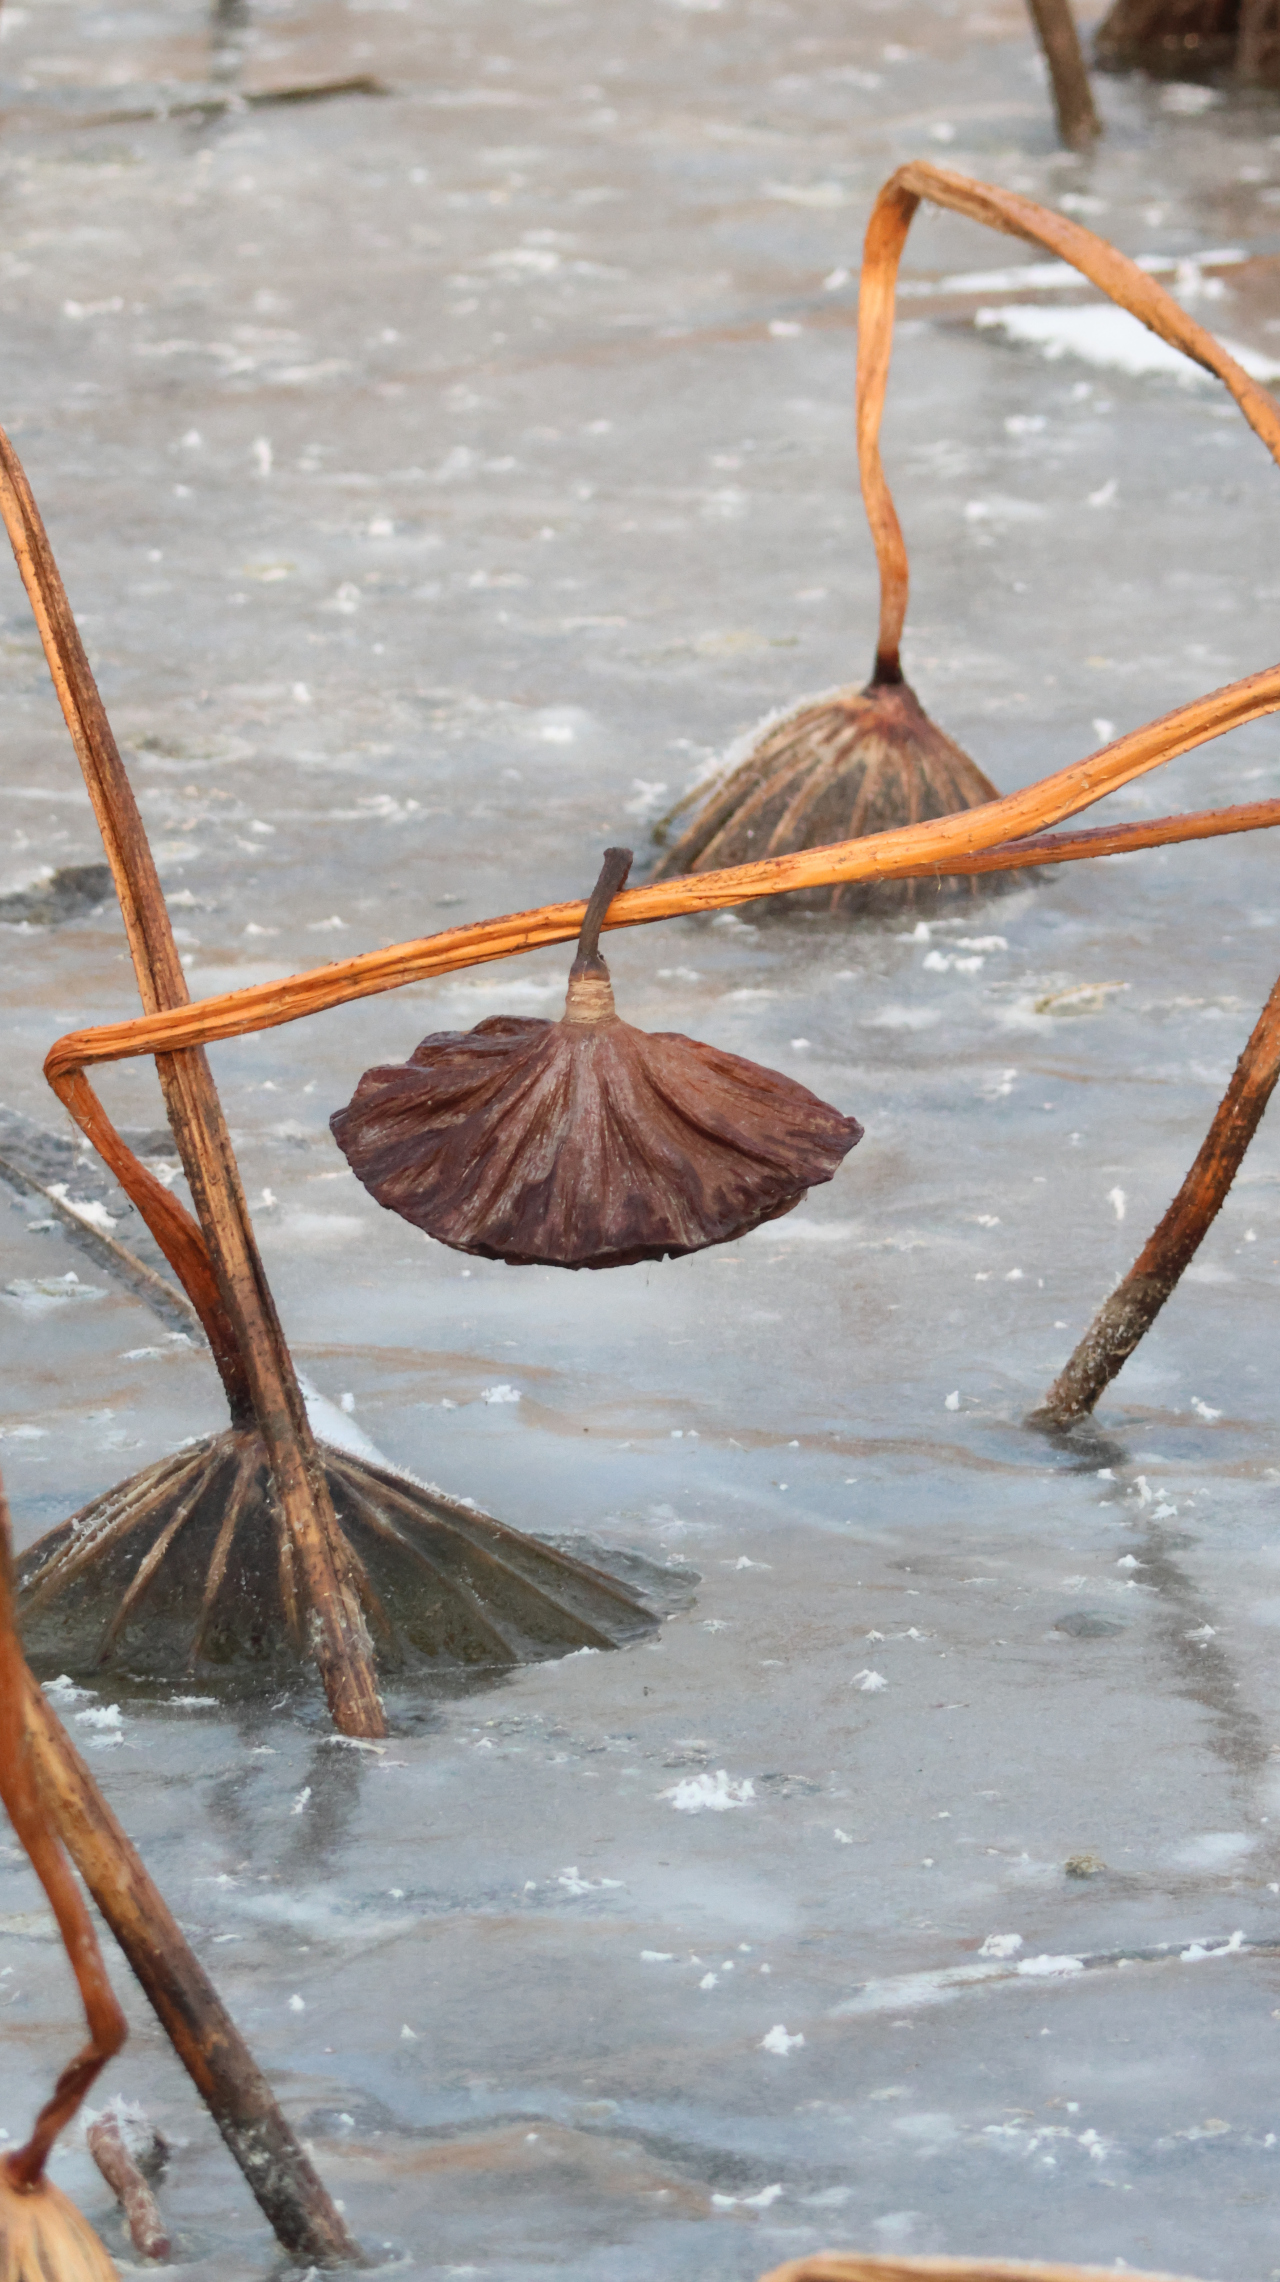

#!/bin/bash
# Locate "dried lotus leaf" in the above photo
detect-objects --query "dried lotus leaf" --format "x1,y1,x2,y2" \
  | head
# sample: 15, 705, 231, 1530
652, 678, 1010, 917
0, 2174, 118, 2282
331, 848, 863, 1268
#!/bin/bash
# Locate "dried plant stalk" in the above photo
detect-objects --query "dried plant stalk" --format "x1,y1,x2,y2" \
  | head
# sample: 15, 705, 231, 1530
85, 2121, 168, 2264
0, 1482, 127, 2188
855, 164, 1280, 689
0, 427, 386, 1739
919, 795, 1280, 874
1032, 968, 1280, 1427
1024, 0, 1101, 147
758, 2254, 1205, 2282
40, 677, 1280, 1120
20, 1662, 362, 2265
655, 166, 1279, 909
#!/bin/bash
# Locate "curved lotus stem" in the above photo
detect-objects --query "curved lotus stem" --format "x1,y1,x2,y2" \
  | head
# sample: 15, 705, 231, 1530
38, 782, 1280, 1278
40, 672, 1280, 1101
856, 162, 1280, 683
0, 1476, 127, 2189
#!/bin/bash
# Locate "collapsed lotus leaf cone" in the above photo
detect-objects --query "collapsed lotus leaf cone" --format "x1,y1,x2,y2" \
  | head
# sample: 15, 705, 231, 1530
650, 676, 1010, 917
331, 849, 863, 1269
1, 2173, 118, 2282
1093, 0, 1238, 81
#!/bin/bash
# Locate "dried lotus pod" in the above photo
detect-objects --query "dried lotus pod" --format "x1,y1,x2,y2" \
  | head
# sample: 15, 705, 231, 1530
651, 674, 1007, 918
331, 848, 863, 1268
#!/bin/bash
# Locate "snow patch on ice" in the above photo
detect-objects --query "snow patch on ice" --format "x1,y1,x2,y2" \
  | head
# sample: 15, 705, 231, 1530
976, 300, 1280, 383
1171, 1831, 1256, 1869
47, 1184, 117, 1232
1181, 1930, 1245, 1961
300, 1376, 389, 1463
662, 1769, 754, 1812
761, 2025, 804, 2055
980, 1933, 1023, 1958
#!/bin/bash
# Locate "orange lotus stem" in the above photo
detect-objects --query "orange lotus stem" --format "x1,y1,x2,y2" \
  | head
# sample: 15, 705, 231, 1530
40, 680, 1280, 1099
856, 162, 1280, 682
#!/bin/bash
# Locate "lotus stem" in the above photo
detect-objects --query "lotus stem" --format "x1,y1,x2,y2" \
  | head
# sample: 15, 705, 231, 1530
571, 846, 633, 975
1023, 0, 1101, 148
41, 764, 1280, 1102
855, 163, 1280, 684
0, 1476, 127, 2189
0, 426, 385, 1741
20, 1666, 364, 2264
1031, 969, 1280, 1428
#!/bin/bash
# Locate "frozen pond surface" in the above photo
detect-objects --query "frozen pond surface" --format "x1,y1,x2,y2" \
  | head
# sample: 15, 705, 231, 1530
5, 0, 1280, 2272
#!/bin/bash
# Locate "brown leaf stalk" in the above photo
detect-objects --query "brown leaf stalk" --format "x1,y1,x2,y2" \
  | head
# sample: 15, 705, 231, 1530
20, 1665, 364, 2265
0, 428, 385, 1740
40, 677, 1280, 1103
0, 1479, 126, 2189
1023, 0, 1101, 149
1032, 968, 1280, 1426
855, 164, 1280, 683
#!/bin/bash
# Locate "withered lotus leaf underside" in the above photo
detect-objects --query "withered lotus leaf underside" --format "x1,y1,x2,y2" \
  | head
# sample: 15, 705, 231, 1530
331, 1007, 863, 1270
652, 678, 1007, 916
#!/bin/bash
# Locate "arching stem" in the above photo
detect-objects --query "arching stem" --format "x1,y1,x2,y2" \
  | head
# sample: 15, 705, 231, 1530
854, 163, 1280, 690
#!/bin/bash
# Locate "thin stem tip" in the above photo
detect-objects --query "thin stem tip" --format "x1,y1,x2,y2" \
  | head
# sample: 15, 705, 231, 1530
572, 847, 633, 973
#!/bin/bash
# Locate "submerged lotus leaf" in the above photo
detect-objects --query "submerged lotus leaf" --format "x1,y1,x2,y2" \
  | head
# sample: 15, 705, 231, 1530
651, 677, 1009, 916
330, 849, 863, 1269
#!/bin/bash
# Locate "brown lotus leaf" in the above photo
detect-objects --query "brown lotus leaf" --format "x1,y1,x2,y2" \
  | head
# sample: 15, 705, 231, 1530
651, 676, 1012, 917
330, 849, 863, 1269
1093, 0, 1240, 81
1, 2172, 119, 2282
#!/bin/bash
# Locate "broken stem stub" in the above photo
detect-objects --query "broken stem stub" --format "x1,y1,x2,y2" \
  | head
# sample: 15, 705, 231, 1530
570, 846, 633, 977
87, 2117, 170, 2263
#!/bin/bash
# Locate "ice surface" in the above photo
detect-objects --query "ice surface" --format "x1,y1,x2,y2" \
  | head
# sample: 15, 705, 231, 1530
4, 0, 1280, 2275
